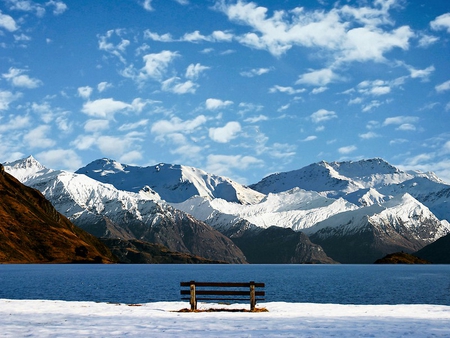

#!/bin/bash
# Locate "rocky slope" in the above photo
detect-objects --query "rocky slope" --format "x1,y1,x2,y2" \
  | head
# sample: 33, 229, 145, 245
0, 165, 117, 264
4, 157, 247, 264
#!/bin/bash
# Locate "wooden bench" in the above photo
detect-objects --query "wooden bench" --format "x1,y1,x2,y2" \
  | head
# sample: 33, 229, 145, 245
180, 281, 265, 311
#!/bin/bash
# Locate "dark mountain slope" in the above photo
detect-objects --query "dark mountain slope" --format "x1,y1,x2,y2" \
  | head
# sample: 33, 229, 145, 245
0, 167, 117, 263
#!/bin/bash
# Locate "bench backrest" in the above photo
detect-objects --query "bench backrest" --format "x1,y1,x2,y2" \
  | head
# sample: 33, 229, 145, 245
180, 281, 265, 311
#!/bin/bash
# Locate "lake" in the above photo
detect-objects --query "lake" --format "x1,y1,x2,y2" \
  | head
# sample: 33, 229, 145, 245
1, 264, 449, 305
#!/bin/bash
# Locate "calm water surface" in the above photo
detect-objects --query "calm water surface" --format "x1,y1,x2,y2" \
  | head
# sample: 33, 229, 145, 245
0, 264, 449, 305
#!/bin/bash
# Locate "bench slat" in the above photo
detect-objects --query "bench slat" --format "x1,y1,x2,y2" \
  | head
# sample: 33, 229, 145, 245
181, 290, 265, 296
180, 282, 265, 288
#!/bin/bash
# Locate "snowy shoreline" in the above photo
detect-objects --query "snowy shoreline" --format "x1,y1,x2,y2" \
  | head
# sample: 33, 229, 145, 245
1, 299, 449, 337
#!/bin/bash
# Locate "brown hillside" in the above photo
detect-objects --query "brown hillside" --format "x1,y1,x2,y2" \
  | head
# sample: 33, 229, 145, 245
0, 166, 117, 263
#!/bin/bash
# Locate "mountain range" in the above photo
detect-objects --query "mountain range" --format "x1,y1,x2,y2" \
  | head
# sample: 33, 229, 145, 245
4, 156, 450, 264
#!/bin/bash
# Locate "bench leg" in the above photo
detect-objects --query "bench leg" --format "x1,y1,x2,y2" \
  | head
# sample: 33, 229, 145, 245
250, 281, 255, 311
190, 281, 197, 311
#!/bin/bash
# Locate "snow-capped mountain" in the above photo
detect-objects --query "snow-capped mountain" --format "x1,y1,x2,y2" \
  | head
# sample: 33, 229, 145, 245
76, 158, 264, 205
171, 188, 357, 233
4, 156, 450, 264
250, 158, 450, 221
308, 193, 450, 263
4, 157, 246, 263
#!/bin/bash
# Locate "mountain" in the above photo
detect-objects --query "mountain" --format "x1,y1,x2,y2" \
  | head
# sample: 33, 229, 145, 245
0, 164, 116, 264
230, 226, 337, 264
4, 157, 247, 264
5, 156, 450, 264
374, 252, 431, 264
76, 158, 264, 204
100, 239, 228, 264
414, 233, 450, 264
307, 194, 449, 263
249, 158, 450, 221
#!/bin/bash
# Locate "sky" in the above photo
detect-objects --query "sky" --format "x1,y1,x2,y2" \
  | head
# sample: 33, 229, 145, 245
0, 0, 449, 185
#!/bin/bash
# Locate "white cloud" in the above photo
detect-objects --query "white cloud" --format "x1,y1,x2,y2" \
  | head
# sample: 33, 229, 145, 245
296, 68, 338, 86
0, 11, 18, 31
396, 123, 416, 131
435, 80, 450, 93
357, 80, 392, 96
2, 68, 42, 89
161, 77, 198, 94
81, 98, 131, 118
0, 90, 21, 110
205, 98, 233, 110
118, 119, 148, 131
209, 121, 242, 143
151, 115, 207, 135
120, 150, 143, 163
78, 86, 93, 99
211, 30, 233, 42
218, 1, 414, 62
141, 50, 179, 80
141, 0, 153, 11
359, 131, 381, 139
46, 1, 68, 15
181, 30, 210, 42
302, 135, 317, 142
311, 87, 328, 94
310, 109, 337, 123
84, 119, 110, 132
338, 145, 357, 154
98, 29, 130, 63
143, 30, 174, 42
36, 149, 82, 171
383, 115, 419, 126
0, 114, 30, 132
23, 125, 55, 148
417, 34, 439, 48
269, 85, 305, 95
240, 67, 271, 77
407, 65, 435, 81
244, 115, 268, 123
185, 63, 210, 80
97, 82, 112, 92
206, 154, 263, 180
430, 13, 450, 33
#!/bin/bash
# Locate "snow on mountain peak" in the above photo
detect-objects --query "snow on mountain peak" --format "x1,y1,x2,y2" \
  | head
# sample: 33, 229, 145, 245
76, 159, 265, 205
3, 156, 53, 183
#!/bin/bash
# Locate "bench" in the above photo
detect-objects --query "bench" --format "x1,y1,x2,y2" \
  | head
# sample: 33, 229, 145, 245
180, 281, 265, 311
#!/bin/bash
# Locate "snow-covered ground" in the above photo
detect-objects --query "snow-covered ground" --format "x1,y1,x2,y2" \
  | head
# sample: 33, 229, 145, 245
1, 299, 449, 337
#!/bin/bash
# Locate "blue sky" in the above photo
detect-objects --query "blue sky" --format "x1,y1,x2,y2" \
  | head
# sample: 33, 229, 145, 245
1, 0, 449, 184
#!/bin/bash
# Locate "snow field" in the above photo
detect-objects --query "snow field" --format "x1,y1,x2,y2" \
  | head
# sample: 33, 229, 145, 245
1, 299, 449, 337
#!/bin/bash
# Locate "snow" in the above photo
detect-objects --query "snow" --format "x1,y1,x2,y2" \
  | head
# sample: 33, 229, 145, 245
1, 299, 449, 337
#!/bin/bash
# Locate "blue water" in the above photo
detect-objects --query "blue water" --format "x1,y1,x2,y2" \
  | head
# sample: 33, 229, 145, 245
0, 264, 449, 305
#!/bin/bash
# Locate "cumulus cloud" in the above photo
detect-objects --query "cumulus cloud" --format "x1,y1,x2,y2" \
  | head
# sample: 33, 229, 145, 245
141, 50, 179, 80
81, 98, 131, 118
269, 85, 305, 95
296, 68, 339, 86
84, 119, 110, 133
140, 0, 153, 11
359, 131, 381, 139
46, 1, 68, 15
435, 80, 450, 93
23, 125, 55, 148
205, 98, 233, 110
36, 149, 82, 171
430, 13, 450, 33
0, 90, 21, 110
0, 114, 30, 132
98, 29, 130, 63
0, 10, 18, 31
302, 135, 317, 142
383, 115, 419, 126
209, 121, 242, 143
185, 63, 210, 80
206, 154, 263, 181
240, 67, 271, 77
217, 0, 414, 61
78, 86, 93, 99
97, 82, 112, 92
161, 77, 198, 94
151, 115, 207, 135
310, 109, 337, 123
338, 145, 357, 154
2, 68, 42, 88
